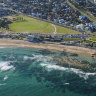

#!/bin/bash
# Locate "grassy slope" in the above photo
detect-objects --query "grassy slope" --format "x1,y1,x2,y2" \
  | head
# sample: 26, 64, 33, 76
56, 25, 80, 34
1, 15, 80, 34
9, 15, 54, 33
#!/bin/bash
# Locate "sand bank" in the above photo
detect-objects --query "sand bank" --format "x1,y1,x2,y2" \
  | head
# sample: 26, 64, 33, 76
0, 39, 96, 56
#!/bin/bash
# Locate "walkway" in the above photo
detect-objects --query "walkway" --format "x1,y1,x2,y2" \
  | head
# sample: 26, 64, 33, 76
51, 24, 57, 35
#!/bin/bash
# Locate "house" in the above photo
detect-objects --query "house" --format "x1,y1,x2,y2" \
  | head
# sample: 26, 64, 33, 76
59, 19, 64, 24
94, 0, 96, 4
79, 16, 86, 21
76, 24, 85, 30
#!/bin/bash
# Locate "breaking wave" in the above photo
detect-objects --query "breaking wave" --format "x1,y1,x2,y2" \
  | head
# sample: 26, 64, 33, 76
23, 54, 96, 80
24, 55, 52, 62
40, 63, 96, 80
0, 61, 15, 71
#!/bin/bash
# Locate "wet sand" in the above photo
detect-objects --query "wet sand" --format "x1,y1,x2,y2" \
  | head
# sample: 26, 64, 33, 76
0, 39, 96, 56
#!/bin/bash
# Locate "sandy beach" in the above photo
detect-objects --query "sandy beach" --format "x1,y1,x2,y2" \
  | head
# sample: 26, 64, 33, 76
0, 39, 96, 56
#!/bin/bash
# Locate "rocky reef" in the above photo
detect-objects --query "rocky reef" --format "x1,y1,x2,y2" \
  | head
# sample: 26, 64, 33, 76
53, 54, 96, 72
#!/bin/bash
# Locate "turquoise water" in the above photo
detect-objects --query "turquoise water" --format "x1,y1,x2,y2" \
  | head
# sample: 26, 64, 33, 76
0, 47, 96, 96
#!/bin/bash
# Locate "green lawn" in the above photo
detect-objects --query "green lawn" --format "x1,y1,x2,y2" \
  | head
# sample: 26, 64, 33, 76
56, 26, 80, 34
85, 36, 96, 44
0, 15, 81, 34
9, 15, 54, 33
0, 28, 10, 33
90, 36, 96, 41
64, 38, 81, 41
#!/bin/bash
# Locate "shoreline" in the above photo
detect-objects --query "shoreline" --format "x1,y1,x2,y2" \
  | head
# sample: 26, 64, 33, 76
0, 39, 96, 56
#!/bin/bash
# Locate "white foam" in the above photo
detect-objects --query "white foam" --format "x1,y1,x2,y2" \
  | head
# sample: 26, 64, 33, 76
0, 83, 6, 86
24, 55, 52, 62
4, 75, 8, 81
65, 83, 70, 85
24, 56, 34, 61
0, 61, 15, 71
41, 64, 67, 71
70, 68, 96, 80
24, 54, 96, 80
40, 63, 96, 80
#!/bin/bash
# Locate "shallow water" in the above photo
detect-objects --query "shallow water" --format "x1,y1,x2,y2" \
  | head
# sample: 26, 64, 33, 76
0, 47, 96, 96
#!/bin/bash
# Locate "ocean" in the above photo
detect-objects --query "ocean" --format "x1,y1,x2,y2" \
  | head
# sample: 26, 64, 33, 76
0, 47, 96, 96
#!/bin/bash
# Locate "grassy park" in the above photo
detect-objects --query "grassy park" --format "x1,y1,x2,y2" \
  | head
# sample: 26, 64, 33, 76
56, 25, 80, 34
0, 15, 81, 34
9, 15, 54, 33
